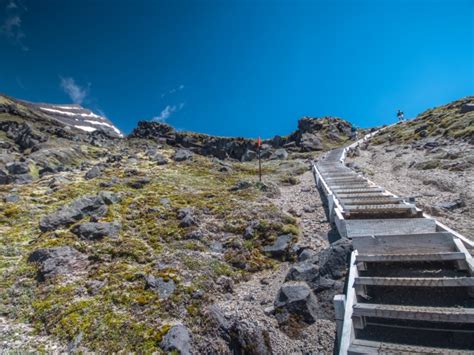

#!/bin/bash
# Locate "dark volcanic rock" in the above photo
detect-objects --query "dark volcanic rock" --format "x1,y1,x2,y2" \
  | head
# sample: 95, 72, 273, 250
241, 149, 257, 162
39, 195, 108, 232
177, 207, 197, 227
85, 165, 102, 180
262, 234, 293, 260
173, 149, 193, 162
229, 180, 252, 192
285, 262, 319, 285
152, 153, 168, 165
437, 199, 465, 211
145, 275, 176, 300
0, 121, 46, 151
71, 221, 121, 240
270, 148, 288, 160
126, 177, 151, 189
0, 169, 12, 185
317, 238, 352, 280
274, 281, 319, 324
28, 246, 89, 281
6, 161, 30, 175
3, 194, 19, 203
160, 324, 191, 355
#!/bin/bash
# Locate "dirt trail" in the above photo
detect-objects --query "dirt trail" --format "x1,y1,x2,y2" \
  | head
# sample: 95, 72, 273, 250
213, 168, 336, 354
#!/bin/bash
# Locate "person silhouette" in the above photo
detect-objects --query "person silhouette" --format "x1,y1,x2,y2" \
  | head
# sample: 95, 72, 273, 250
397, 109, 405, 121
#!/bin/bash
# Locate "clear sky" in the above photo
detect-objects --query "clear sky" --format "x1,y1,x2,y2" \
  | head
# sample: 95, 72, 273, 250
1, 0, 473, 137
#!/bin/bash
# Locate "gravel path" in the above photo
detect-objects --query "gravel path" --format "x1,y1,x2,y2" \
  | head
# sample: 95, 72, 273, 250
0, 316, 67, 352
213, 167, 336, 354
349, 142, 473, 239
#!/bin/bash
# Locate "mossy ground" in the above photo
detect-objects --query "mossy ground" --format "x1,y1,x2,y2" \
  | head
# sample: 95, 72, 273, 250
0, 143, 304, 352
370, 96, 474, 145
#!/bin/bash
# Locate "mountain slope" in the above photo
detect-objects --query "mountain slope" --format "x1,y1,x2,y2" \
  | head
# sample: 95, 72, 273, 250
0, 94, 123, 138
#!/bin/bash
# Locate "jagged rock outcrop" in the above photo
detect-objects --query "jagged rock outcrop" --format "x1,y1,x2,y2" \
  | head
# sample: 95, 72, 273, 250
129, 116, 354, 161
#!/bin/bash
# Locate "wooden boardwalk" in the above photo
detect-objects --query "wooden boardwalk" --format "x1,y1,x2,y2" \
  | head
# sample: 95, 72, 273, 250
313, 133, 474, 354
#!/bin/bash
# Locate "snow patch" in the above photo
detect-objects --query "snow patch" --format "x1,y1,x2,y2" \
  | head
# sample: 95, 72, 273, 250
74, 125, 97, 132
84, 120, 123, 137
40, 107, 102, 119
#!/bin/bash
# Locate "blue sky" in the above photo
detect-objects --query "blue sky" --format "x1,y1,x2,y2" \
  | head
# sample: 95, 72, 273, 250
1, 0, 473, 137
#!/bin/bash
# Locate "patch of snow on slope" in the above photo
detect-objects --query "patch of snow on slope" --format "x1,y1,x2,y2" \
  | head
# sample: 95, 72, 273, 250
40, 107, 102, 119
74, 125, 97, 132
84, 120, 123, 137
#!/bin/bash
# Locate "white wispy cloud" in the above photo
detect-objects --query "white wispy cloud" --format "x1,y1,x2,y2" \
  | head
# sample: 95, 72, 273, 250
152, 103, 185, 122
60, 77, 89, 104
161, 84, 185, 98
1, 1, 28, 51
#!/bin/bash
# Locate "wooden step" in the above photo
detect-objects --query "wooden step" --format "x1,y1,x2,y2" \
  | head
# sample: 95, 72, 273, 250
348, 339, 471, 354
331, 184, 372, 190
356, 252, 465, 263
341, 197, 403, 206
344, 204, 415, 213
325, 176, 363, 181
333, 188, 385, 193
336, 193, 390, 199
345, 218, 437, 238
352, 303, 474, 323
354, 276, 474, 287
352, 233, 455, 254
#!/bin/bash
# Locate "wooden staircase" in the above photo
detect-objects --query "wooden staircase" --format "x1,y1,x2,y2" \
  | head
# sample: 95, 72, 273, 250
313, 143, 474, 354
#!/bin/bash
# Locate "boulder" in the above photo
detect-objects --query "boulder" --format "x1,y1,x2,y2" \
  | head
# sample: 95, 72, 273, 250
270, 148, 288, 160
229, 180, 252, 192
177, 208, 197, 227
6, 161, 29, 175
216, 275, 234, 293
3, 194, 19, 203
39, 195, 108, 232
285, 262, 319, 286
97, 191, 121, 205
241, 149, 257, 162
84, 165, 102, 180
298, 248, 318, 263
299, 133, 323, 151
27, 246, 89, 281
0, 169, 11, 185
160, 324, 191, 355
262, 234, 293, 260
13, 173, 33, 184
127, 177, 151, 189
0, 121, 46, 151
173, 149, 193, 162
460, 103, 474, 113
152, 153, 168, 165
71, 221, 121, 240
318, 238, 352, 280
145, 275, 176, 300
274, 281, 319, 324
437, 199, 465, 211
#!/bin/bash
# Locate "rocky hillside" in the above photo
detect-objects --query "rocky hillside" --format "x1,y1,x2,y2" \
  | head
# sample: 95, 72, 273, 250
130, 116, 354, 162
1, 94, 123, 138
0, 94, 357, 353
348, 96, 473, 238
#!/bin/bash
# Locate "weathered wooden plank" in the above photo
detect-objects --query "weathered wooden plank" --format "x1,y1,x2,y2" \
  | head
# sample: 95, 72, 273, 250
345, 218, 437, 238
348, 339, 470, 355
356, 252, 465, 263
353, 303, 474, 323
341, 197, 403, 206
355, 276, 474, 287
333, 188, 385, 193
352, 232, 455, 254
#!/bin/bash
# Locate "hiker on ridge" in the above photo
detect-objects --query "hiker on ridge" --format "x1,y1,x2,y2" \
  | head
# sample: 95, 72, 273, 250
397, 109, 405, 122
